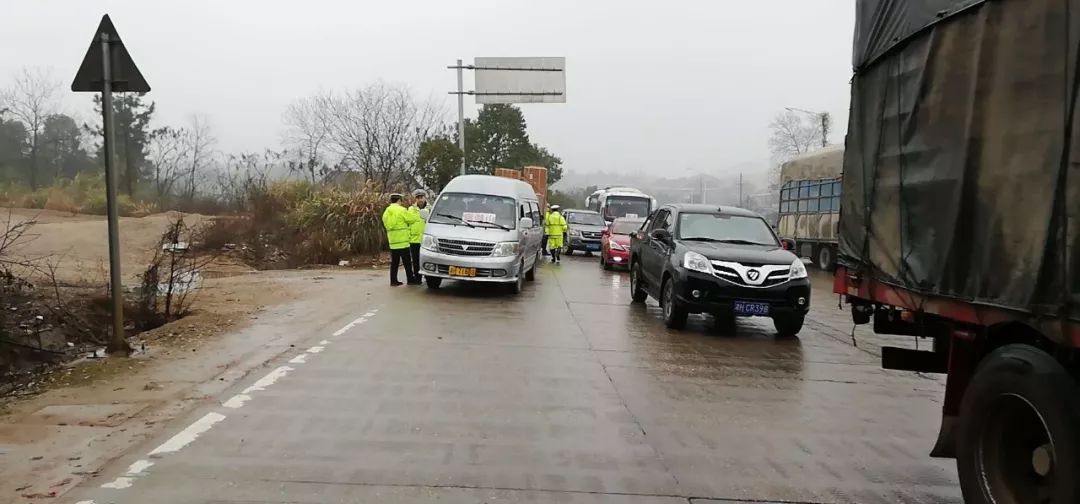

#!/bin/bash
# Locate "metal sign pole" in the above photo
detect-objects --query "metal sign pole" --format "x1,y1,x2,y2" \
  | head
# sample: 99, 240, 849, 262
99, 32, 126, 354
456, 59, 466, 176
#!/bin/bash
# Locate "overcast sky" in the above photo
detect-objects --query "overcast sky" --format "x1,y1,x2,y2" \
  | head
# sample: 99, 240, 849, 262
2, 0, 855, 180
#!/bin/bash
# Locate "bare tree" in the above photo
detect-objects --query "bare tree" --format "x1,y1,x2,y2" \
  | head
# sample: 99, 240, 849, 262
147, 127, 186, 201
318, 83, 444, 190
767, 110, 825, 189
181, 114, 217, 201
1, 67, 61, 190
282, 94, 332, 183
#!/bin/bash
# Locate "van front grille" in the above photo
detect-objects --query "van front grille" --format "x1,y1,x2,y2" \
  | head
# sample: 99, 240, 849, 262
437, 239, 495, 256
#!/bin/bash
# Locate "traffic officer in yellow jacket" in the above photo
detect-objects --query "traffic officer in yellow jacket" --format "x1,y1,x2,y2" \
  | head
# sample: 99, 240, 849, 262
544, 205, 568, 263
382, 193, 421, 286
407, 189, 429, 281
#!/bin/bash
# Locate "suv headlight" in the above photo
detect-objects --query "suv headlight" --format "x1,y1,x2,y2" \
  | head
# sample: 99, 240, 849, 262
789, 258, 808, 279
491, 241, 521, 257
568, 229, 581, 237
683, 251, 713, 274
421, 234, 437, 251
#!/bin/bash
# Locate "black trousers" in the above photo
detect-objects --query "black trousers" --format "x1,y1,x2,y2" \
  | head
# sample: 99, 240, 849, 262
409, 243, 422, 279
390, 248, 415, 284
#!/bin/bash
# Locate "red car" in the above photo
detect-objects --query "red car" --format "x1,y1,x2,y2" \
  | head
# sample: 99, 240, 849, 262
600, 217, 645, 270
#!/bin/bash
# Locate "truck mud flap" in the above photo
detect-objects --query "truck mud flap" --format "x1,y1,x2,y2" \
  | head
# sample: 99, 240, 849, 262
881, 346, 947, 373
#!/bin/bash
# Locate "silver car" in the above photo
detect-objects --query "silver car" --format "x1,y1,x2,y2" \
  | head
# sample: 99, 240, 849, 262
419, 175, 544, 294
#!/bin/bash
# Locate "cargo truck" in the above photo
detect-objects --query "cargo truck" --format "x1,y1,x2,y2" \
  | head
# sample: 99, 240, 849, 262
777, 146, 843, 270
837, 1, 1080, 502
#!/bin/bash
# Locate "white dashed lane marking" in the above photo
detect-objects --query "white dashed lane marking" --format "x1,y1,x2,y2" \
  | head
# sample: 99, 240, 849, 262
91, 308, 378, 494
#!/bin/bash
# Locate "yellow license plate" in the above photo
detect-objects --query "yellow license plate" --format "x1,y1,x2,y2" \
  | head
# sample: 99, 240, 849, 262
448, 266, 476, 277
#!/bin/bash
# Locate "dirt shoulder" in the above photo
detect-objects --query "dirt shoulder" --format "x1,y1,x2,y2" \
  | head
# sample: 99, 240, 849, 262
0, 268, 383, 503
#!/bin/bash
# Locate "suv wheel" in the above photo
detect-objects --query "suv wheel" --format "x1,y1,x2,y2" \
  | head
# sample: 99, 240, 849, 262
773, 314, 804, 337
630, 262, 648, 303
661, 277, 688, 329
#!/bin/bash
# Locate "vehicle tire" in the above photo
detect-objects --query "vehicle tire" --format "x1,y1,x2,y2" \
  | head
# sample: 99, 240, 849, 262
509, 262, 525, 294
425, 276, 442, 289
816, 245, 835, 271
564, 247, 574, 256
525, 251, 538, 281
956, 344, 1080, 504
661, 277, 688, 329
601, 253, 612, 270
773, 314, 804, 337
630, 262, 649, 303
712, 310, 736, 335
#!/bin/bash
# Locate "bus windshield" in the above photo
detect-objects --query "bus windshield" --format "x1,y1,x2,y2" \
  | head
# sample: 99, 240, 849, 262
604, 196, 650, 220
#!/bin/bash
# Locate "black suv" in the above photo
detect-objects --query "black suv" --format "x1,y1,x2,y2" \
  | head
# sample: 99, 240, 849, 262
629, 204, 810, 335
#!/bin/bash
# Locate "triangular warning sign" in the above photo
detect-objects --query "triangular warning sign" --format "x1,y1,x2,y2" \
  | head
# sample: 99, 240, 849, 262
71, 15, 150, 93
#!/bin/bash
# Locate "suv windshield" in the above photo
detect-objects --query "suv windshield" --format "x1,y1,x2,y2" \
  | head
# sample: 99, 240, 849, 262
605, 196, 650, 219
611, 220, 644, 235
429, 192, 517, 229
566, 212, 605, 226
677, 213, 778, 246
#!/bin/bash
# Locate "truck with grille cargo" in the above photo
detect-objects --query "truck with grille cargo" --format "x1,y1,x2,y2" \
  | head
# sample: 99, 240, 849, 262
776, 146, 842, 270
836, 1, 1080, 502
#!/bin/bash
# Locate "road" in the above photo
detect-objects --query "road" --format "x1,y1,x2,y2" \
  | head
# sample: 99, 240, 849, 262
67, 254, 961, 504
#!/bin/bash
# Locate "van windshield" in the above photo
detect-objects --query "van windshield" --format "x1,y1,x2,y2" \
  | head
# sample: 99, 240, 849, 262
429, 192, 517, 229
566, 212, 605, 226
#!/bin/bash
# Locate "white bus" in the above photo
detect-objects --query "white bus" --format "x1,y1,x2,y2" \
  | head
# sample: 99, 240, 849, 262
584, 187, 656, 223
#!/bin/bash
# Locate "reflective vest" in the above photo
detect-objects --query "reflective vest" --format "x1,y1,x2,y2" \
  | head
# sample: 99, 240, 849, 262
408, 205, 426, 244
544, 211, 567, 236
382, 203, 415, 250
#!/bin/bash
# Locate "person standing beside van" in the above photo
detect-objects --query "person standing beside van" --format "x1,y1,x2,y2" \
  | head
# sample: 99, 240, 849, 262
545, 205, 568, 263
382, 193, 420, 286
408, 189, 429, 281
541, 205, 552, 256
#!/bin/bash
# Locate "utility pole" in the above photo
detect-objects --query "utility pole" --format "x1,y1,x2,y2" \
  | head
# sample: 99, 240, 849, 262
739, 173, 743, 208
455, 59, 465, 176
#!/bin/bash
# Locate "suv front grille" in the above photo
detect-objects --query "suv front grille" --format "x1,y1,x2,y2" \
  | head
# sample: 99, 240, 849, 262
711, 261, 792, 288
581, 231, 603, 240
437, 239, 495, 256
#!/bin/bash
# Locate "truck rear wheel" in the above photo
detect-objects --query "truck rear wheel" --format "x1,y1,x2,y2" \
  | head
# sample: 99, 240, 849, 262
816, 245, 835, 271
957, 344, 1079, 504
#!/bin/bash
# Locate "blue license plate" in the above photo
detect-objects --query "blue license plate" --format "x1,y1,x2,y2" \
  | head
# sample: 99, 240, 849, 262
733, 301, 770, 316
587, 243, 600, 251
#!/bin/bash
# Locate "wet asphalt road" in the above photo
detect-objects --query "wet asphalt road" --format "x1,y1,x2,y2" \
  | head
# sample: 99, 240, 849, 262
70, 254, 961, 503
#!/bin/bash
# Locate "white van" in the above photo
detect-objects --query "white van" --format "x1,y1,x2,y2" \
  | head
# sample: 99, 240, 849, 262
419, 175, 544, 294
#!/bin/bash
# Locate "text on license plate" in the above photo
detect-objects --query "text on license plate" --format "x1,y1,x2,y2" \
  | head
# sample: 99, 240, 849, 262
448, 266, 476, 277
733, 301, 770, 316
587, 243, 600, 250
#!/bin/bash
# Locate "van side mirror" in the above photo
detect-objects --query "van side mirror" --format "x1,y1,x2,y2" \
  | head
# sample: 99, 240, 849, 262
519, 217, 533, 229
650, 229, 673, 243
781, 238, 796, 251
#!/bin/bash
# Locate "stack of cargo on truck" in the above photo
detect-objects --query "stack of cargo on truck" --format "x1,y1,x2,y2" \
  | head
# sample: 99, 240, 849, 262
837, 1, 1080, 502
777, 146, 843, 270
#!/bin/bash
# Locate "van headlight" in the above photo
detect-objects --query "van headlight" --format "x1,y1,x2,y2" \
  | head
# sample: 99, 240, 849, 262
568, 229, 581, 237
491, 242, 521, 257
682, 251, 713, 274
789, 259, 808, 279
421, 234, 437, 251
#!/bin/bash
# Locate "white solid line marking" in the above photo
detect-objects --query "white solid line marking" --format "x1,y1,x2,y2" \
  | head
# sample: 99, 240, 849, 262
125, 459, 154, 475
101, 477, 134, 489
222, 394, 251, 409
241, 366, 294, 394
288, 354, 308, 364
306, 346, 324, 353
148, 412, 227, 456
